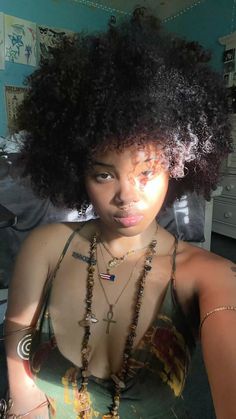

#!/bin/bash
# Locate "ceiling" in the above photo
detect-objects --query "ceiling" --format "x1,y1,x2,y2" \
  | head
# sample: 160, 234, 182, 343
91, 0, 199, 20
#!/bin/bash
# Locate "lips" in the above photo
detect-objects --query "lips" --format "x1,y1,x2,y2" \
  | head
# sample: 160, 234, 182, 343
113, 215, 144, 227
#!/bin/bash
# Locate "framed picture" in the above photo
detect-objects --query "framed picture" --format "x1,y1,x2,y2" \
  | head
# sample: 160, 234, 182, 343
5, 85, 27, 131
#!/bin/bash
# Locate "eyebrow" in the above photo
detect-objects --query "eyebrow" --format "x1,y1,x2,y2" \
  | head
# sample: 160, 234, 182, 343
144, 158, 155, 163
93, 161, 115, 168
92, 158, 155, 168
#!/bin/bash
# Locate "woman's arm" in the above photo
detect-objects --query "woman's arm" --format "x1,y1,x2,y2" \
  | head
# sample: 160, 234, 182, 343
198, 257, 236, 419
4, 225, 57, 419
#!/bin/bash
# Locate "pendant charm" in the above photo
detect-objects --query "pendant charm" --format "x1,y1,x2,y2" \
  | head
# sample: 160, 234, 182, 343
107, 257, 121, 269
103, 305, 116, 334
99, 272, 116, 282
79, 313, 98, 327
82, 369, 91, 377
110, 374, 125, 388
72, 251, 97, 265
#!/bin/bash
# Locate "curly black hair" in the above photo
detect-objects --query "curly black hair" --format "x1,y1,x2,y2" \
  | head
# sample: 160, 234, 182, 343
16, 7, 232, 211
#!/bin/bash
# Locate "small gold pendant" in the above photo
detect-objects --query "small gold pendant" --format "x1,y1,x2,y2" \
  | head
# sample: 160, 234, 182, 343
107, 257, 121, 269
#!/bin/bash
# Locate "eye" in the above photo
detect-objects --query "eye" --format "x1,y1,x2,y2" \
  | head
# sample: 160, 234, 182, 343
94, 172, 113, 182
140, 170, 154, 178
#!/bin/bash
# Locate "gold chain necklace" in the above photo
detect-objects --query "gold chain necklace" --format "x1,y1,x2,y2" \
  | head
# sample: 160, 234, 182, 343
101, 241, 136, 270
97, 244, 145, 334
99, 226, 158, 280
100, 240, 148, 272
78, 232, 157, 418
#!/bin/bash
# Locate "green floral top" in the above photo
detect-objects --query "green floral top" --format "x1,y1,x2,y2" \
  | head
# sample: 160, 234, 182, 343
27, 230, 198, 419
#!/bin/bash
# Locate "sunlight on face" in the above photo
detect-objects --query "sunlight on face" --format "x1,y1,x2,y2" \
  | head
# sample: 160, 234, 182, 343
129, 152, 166, 190
85, 144, 169, 233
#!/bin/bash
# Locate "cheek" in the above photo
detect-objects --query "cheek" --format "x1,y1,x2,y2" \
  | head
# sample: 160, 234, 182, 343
144, 174, 169, 202
85, 179, 97, 203
85, 180, 111, 208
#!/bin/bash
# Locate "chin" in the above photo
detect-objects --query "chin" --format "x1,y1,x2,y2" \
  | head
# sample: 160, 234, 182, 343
113, 220, 152, 237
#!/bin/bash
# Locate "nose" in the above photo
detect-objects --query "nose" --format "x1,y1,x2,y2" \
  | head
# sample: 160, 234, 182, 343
114, 176, 139, 206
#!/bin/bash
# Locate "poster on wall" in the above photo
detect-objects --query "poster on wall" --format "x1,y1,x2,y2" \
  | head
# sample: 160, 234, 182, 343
5, 85, 27, 131
0, 13, 4, 70
37, 25, 74, 61
4, 14, 37, 66
219, 32, 236, 113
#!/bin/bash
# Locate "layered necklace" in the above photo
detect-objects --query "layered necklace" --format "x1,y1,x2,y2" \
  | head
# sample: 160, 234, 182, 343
78, 231, 157, 418
98, 240, 148, 282
97, 244, 145, 334
99, 240, 147, 279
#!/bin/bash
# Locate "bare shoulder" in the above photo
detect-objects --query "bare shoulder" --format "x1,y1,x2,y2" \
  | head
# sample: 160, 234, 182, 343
6, 221, 91, 324
177, 241, 236, 305
17, 221, 87, 265
178, 240, 234, 278
13, 220, 98, 282
20, 221, 79, 248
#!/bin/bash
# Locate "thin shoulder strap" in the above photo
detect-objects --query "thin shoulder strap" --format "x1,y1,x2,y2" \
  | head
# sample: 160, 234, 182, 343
51, 226, 82, 278
31, 223, 85, 327
43, 223, 85, 297
171, 236, 178, 280
46, 222, 86, 288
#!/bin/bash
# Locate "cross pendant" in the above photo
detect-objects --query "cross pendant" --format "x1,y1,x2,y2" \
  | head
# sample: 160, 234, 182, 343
103, 305, 116, 334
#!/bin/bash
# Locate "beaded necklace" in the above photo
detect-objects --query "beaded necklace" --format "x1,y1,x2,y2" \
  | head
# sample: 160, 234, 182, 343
78, 233, 157, 418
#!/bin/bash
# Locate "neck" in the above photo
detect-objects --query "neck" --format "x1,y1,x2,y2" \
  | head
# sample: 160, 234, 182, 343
96, 220, 158, 256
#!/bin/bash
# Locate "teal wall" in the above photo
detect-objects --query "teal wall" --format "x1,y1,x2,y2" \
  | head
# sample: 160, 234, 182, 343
165, 0, 235, 72
0, 0, 114, 137
0, 0, 235, 136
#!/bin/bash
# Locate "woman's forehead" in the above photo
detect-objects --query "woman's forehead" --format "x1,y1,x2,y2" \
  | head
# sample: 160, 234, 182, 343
92, 143, 162, 164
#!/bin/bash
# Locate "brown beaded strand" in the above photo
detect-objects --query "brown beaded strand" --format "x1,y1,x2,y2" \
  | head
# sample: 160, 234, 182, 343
108, 239, 157, 418
79, 234, 157, 419
78, 234, 98, 417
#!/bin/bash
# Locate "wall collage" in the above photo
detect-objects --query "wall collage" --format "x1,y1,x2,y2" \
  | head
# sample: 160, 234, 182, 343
0, 12, 74, 130
220, 31, 236, 114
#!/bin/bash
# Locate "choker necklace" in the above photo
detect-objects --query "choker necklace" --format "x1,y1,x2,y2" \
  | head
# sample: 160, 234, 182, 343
99, 233, 156, 281
78, 232, 157, 418
99, 243, 117, 282
101, 241, 137, 270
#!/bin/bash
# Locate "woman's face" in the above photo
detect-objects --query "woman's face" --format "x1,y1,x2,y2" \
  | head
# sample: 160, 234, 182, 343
85, 144, 169, 236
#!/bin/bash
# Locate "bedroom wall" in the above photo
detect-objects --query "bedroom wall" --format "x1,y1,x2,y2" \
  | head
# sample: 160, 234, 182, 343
164, 0, 235, 72
0, 0, 112, 137
0, 0, 235, 136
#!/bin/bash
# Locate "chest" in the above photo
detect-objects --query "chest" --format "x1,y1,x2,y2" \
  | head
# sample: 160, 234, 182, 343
47, 252, 176, 376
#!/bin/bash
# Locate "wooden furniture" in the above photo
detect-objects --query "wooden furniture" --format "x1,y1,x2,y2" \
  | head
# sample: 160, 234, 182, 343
212, 114, 236, 239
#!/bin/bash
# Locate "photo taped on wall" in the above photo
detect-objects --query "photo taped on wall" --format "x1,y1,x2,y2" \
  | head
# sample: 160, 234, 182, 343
223, 48, 235, 62
224, 61, 235, 73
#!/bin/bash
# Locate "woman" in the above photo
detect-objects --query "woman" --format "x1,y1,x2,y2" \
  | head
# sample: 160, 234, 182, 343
2, 8, 236, 419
